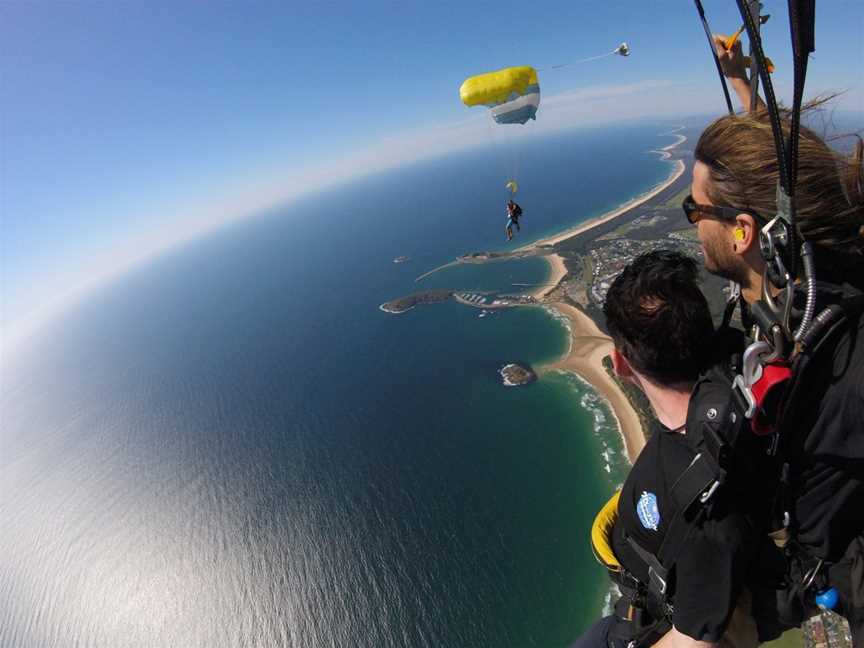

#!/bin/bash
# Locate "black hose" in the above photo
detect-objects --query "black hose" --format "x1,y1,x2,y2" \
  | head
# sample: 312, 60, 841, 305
694, 0, 734, 115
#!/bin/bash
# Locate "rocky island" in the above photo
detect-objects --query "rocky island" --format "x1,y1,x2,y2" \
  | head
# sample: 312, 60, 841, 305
499, 363, 537, 386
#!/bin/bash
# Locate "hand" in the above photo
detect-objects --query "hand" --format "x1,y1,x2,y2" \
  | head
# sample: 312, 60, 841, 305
712, 35, 748, 81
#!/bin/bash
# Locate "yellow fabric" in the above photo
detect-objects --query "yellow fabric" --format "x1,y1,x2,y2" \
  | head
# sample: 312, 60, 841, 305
459, 66, 539, 107
591, 490, 622, 571
505, 180, 518, 194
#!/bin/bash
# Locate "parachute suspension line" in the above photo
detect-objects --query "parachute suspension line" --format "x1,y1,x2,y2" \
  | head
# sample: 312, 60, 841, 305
693, 0, 734, 114
512, 142, 520, 194
485, 114, 518, 201
484, 115, 507, 199
546, 52, 614, 70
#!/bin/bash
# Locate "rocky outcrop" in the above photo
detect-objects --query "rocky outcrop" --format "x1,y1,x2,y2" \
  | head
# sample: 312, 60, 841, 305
499, 363, 537, 386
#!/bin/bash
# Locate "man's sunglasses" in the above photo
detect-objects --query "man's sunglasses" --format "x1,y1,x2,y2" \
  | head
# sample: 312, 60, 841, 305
681, 194, 753, 224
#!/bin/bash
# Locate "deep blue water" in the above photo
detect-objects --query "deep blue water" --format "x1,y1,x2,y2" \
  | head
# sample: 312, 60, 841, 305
1, 124, 674, 647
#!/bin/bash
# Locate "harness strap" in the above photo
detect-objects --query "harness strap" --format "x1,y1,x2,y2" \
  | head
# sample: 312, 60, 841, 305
626, 533, 670, 599
621, 451, 720, 604
746, 0, 762, 114
769, 291, 864, 542
669, 453, 722, 511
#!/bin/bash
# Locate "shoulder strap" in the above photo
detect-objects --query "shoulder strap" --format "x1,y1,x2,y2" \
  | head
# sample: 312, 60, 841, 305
768, 289, 864, 541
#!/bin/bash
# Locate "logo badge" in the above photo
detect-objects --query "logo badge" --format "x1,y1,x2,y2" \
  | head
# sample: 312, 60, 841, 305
637, 491, 661, 531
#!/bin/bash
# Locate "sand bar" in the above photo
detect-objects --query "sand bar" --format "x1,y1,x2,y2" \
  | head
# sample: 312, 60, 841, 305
530, 253, 568, 300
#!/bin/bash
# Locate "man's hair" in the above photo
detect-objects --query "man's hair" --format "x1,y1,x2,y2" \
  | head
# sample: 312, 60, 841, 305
603, 250, 714, 385
695, 101, 864, 272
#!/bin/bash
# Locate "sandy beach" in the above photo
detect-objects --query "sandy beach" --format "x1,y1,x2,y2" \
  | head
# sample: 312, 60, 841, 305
522, 157, 686, 252
531, 253, 568, 300
528, 134, 688, 462
543, 303, 646, 463
412, 131, 688, 462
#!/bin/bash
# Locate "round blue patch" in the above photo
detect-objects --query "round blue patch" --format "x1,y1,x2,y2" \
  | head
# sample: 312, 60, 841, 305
637, 491, 661, 531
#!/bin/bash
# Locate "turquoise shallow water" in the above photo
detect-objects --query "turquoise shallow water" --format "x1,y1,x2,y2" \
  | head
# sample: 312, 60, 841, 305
2, 124, 671, 647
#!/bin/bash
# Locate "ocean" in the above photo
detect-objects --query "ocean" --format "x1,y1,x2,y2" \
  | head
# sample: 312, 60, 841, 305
1, 123, 676, 647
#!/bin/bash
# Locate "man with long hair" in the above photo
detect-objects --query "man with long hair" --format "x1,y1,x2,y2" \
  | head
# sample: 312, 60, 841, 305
685, 38, 864, 643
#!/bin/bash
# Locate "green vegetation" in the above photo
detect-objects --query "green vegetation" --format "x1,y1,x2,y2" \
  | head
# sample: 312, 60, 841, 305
659, 186, 690, 210
601, 355, 658, 440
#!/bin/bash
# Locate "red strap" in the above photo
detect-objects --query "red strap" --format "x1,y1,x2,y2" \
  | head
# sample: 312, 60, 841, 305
752, 363, 793, 435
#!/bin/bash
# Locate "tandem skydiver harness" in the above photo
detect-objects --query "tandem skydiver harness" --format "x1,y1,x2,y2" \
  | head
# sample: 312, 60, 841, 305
695, 0, 864, 618
693, 0, 864, 626
590, 4, 864, 642
588, 322, 765, 642
591, 288, 863, 647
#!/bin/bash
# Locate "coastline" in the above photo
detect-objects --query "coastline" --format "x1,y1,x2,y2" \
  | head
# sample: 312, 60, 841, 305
541, 302, 645, 463
522, 156, 686, 254
404, 129, 689, 463
528, 133, 688, 463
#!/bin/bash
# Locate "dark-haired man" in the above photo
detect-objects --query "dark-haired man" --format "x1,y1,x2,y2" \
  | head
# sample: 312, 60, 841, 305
569, 250, 767, 648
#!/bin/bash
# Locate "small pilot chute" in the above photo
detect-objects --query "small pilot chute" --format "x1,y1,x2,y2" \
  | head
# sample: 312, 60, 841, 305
614, 42, 630, 57
505, 180, 518, 194
459, 66, 540, 125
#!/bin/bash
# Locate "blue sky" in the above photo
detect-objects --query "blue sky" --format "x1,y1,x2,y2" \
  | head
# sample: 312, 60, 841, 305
1, 1, 862, 342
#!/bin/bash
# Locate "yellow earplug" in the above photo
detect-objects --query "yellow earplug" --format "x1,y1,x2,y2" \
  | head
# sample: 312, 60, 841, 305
734, 228, 746, 241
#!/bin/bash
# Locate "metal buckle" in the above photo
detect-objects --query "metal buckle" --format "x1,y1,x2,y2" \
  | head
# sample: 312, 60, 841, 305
732, 340, 771, 419
648, 566, 667, 596
801, 558, 824, 592
700, 480, 721, 504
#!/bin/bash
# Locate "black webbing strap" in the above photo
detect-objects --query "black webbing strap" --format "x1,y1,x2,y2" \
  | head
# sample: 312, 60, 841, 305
670, 453, 722, 512
785, 0, 816, 276
770, 291, 864, 530
736, 0, 789, 192
626, 533, 670, 599
787, 0, 816, 194
746, 0, 761, 113
693, 0, 734, 115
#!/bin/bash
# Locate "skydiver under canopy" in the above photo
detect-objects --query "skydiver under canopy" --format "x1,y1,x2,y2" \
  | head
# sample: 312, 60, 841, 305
506, 199, 523, 241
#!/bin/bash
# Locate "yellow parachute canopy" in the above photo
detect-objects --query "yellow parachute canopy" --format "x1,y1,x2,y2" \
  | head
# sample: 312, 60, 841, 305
505, 180, 518, 194
459, 66, 540, 124
591, 490, 622, 571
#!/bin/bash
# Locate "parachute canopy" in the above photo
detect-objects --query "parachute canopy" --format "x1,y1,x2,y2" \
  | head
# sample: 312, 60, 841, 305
505, 180, 518, 194
614, 42, 630, 57
459, 66, 540, 125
